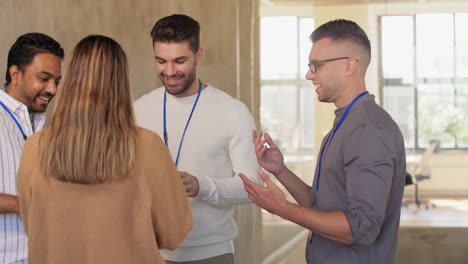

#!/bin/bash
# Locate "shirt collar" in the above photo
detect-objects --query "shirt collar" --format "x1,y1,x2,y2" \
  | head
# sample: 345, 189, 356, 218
333, 93, 373, 126
0, 88, 25, 113
0, 88, 47, 128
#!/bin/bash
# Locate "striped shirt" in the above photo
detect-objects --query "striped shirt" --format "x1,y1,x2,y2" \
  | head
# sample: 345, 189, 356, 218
0, 89, 46, 263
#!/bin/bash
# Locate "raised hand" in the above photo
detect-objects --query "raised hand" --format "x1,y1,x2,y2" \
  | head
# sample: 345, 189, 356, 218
252, 130, 286, 177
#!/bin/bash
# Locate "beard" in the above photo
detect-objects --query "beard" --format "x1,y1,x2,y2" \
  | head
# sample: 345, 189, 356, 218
17, 82, 53, 113
29, 94, 53, 113
160, 67, 197, 97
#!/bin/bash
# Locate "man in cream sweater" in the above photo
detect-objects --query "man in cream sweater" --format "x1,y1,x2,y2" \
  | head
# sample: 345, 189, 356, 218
134, 14, 261, 264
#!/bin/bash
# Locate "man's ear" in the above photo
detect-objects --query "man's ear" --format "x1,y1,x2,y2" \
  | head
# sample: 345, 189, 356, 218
344, 59, 358, 76
195, 48, 204, 65
8, 65, 21, 85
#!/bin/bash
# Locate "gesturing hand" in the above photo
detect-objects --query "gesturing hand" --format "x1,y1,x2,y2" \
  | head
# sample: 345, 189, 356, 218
239, 170, 288, 215
252, 130, 286, 177
179, 171, 199, 197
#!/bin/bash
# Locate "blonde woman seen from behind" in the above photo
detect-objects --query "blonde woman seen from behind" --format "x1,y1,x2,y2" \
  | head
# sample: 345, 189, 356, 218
16, 35, 192, 264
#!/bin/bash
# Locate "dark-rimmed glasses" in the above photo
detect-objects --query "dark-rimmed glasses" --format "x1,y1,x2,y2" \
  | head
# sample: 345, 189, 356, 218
308, 57, 352, 73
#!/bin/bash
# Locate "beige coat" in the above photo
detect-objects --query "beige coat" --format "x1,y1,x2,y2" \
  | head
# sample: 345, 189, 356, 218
17, 128, 192, 264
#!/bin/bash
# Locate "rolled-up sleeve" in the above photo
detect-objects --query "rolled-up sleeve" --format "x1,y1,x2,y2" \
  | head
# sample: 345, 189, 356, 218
343, 122, 399, 246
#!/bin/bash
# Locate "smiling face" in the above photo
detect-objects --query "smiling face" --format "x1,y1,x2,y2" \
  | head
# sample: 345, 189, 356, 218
7, 53, 62, 113
153, 41, 203, 98
306, 38, 349, 106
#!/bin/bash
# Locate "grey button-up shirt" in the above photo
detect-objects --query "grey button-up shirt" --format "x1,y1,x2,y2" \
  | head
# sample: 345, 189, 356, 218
307, 94, 406, 264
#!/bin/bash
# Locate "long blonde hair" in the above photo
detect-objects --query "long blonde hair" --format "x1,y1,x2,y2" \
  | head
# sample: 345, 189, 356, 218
40, 35, 138, 184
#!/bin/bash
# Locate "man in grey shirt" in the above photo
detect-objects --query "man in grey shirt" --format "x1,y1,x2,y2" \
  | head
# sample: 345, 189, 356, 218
241, 19, 406, 263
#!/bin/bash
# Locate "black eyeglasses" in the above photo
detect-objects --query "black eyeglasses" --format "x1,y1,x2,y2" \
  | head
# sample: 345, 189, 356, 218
308, 56, 354, 73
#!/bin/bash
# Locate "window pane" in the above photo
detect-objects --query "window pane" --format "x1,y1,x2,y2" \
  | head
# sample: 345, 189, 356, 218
260, 84, 298, 153
417, 84, 456, 148
261, 17, 298, 79
416, 14, 454, 78
381, 16, 414, 83
382, 85, 415, 148
300, 83, 314, 150
459, 133, 468, 148
456, 84, 468, 110
455, 13, 468, 77
381, 13, 467, 151
456, 84, 468, 147
299, 18, 314, 78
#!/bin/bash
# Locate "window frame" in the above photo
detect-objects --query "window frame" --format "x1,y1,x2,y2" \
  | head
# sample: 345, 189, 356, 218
378, 13, 468, 152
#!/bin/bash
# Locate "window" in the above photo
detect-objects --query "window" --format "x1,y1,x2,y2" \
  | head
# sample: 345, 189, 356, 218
260, 16, 315, 155
260, 16, 315, 264
380, 14, 468, 150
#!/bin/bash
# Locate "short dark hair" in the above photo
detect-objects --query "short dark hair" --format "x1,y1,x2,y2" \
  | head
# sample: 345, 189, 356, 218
150, 14, 200, 53
311, 19, 371, 59
4, 32, 64, 87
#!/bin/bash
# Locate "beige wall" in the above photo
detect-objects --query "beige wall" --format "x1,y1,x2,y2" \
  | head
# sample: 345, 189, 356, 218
0, 1, 261, 263
0, 0, 260, 113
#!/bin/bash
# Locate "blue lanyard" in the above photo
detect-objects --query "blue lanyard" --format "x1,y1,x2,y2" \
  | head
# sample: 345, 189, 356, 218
163, 80, 202, 167
0, 100, 28, 140
312, 91, 369, 208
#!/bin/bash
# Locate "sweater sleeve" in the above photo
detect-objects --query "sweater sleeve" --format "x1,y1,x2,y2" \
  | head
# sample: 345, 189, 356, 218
150, 134, 192, 250
343, 122, 401, 246
16, 133, 39, 234
196, 104, 261, 206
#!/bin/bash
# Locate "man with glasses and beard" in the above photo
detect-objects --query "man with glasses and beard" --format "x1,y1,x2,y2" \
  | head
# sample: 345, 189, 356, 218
134, 14, 260, 264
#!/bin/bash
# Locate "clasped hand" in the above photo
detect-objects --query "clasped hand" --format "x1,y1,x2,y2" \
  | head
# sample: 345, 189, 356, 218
179, 171, 199, 197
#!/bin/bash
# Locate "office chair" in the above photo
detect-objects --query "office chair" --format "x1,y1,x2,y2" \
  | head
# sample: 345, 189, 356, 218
402, 141, 439, 209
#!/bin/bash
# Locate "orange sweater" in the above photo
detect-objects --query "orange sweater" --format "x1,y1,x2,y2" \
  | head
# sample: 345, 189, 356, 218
17, 128, 192, 264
